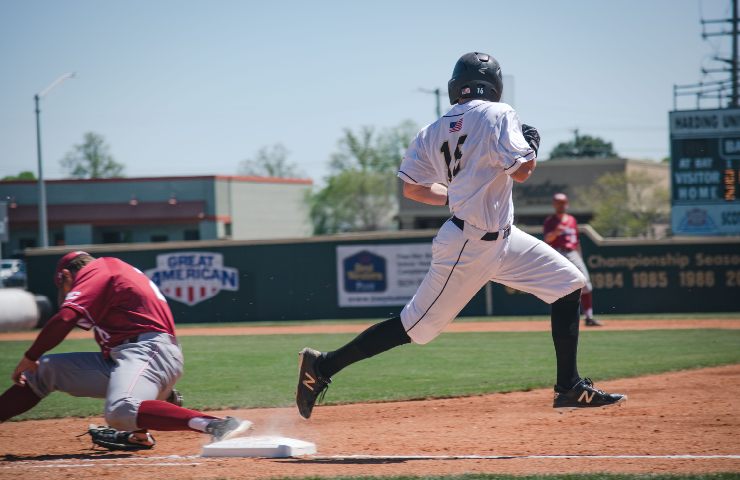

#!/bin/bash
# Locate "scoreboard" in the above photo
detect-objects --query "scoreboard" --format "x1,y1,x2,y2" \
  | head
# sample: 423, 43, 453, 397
670, 108, 740, 235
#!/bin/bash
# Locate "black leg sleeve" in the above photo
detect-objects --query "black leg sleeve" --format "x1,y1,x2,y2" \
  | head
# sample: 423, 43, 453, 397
319, 316, 411, 378
551, 288, 582, 390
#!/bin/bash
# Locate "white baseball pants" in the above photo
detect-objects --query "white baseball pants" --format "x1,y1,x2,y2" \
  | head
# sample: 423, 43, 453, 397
401, 221, 586, 345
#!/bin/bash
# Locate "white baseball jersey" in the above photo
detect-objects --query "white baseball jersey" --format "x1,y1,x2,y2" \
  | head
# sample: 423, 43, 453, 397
398, 100, 535, 232
396, 100, 585, 345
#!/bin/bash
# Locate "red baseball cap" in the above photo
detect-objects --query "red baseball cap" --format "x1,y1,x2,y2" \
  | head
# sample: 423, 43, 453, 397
54, 251, 90, 287
552, 192, 569, 202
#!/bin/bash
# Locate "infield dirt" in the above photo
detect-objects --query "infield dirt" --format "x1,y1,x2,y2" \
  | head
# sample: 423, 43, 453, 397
1, 319, 738, 478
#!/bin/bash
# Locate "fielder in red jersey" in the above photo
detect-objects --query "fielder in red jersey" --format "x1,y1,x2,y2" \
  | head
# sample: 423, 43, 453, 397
1, 251, 251, 450
56, 256, 176, 358
543, 193, 603, 327
543, 210, 579, 252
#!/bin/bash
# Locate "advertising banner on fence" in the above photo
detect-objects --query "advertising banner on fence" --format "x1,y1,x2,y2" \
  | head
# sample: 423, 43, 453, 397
145, 251, 239, 306
336, 243, 431, 307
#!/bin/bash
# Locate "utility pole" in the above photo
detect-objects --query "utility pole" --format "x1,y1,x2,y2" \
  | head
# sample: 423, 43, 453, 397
699, 0, 740, 107
34, 72, 75, 248
418, 87, 443, 118
733, 0, 738, 107
572, 128, 580, 155
675, 0, 740, 108
34, 93, 47, 249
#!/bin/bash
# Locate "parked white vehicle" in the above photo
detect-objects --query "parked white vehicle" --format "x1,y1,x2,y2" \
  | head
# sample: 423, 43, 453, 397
0, 259, 27, 288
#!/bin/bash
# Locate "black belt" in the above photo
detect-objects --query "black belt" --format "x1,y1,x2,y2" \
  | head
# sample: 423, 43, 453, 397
451, 216, 511, 241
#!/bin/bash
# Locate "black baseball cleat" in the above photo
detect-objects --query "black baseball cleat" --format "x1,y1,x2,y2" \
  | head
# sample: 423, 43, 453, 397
585, 317, 603, 327
205, 416, 253, 442
553, 378, 626, 409
296, 347, 331, 419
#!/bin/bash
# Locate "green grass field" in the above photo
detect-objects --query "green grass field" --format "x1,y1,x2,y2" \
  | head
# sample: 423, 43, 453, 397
2, 327, 739, 421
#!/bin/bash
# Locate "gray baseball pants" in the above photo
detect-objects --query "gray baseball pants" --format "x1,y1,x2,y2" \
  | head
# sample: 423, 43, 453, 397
24, 332, 183, 431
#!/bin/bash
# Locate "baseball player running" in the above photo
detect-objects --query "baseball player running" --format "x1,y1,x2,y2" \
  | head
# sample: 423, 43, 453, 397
296, 52, 626, 419
544, 192, 602, 326
0, 251, 251, 450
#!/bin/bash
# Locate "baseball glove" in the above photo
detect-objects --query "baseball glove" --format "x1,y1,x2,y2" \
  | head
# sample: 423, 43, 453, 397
521, 124, 540, 156
85, 425, 156, 451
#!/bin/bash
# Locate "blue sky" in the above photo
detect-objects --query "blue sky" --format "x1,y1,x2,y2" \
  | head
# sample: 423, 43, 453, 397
0, 0, 732, 183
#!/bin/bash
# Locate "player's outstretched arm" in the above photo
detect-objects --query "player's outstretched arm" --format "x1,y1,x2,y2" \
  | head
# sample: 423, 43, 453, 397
403, 182, 448, 205
12, 308, 79, 385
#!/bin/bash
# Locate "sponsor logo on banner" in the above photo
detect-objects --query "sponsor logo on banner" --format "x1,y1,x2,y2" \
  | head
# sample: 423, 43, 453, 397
343, 250, 387, 293
337, 244, 431, 307
678, 208, 717, 233
145, 252, 239, 306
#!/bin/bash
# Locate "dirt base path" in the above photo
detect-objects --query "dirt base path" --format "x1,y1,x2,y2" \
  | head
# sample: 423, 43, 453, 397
1, 365, 738, 478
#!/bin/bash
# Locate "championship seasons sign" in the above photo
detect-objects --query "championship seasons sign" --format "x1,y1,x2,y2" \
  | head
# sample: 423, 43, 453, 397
670, 108, 740, 235
336, 243, 431, 307
146, 252, 239, 306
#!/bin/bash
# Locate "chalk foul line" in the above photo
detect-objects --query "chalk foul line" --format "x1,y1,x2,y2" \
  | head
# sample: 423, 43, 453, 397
312, 454, 740, 460
0, 455, 201, 469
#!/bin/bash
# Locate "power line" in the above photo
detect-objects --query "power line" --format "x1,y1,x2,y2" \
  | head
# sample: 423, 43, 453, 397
540, 126, 665, 134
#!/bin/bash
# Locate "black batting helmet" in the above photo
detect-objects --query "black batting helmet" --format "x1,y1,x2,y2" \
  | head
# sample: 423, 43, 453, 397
447, 52, 503, 105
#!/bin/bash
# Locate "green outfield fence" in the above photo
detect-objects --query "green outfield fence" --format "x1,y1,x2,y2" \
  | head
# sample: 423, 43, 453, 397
23, 227, 740, 323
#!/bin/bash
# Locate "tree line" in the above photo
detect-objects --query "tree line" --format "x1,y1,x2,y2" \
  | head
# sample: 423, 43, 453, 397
2, 128, 668, 238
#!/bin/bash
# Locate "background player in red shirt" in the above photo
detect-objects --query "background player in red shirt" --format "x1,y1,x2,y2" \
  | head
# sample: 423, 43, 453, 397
0, 251, 252, 450
543, 193, 603, 327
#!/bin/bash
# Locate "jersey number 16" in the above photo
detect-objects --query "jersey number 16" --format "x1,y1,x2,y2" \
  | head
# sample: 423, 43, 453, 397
440, 135, 467, 182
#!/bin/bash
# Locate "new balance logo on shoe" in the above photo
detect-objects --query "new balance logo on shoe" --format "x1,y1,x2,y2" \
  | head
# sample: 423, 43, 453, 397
578, 390, 595, 404
302, 372, 316, 391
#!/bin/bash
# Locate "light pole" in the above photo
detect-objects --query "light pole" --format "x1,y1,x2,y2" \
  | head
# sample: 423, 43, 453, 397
418, 87, 443, 118
35, 72, 75, 248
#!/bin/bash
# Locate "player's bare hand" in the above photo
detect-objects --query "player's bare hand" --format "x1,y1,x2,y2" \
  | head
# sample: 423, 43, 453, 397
12, 356, 38, 386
